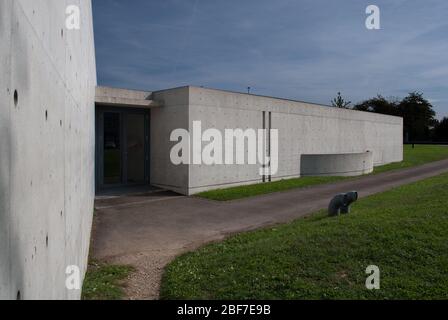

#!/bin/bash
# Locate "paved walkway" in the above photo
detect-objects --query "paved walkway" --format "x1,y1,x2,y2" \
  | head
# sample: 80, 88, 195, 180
91, 159, 448, 299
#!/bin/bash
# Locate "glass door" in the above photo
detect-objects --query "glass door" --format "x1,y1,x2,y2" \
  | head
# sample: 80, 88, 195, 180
96, 108, 150, 191
103, 112, 122, 185
125, 113, 146, 184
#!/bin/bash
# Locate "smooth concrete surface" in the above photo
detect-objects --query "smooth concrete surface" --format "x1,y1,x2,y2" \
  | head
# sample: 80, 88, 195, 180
92, 159, 448, 299
188, 86, 403, 194
0, 0, 96, 299
150, 87, 190, 194
301, 151, 374, 177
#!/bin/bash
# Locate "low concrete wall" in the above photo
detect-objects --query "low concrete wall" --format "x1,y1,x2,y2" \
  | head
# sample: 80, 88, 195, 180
301, 152, 374, 177
0, 0, 96, 299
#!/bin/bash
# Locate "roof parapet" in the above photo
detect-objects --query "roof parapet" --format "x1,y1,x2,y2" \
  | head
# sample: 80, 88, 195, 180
95, 86, 163, 108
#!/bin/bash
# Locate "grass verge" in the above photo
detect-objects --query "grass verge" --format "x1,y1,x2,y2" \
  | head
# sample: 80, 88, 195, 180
198, 145, 448, 201
82, 260, 134, 300
161, 172, 448, 299
373, 145, 448, 173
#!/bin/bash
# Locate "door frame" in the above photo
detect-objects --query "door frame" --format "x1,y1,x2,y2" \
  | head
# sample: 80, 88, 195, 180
95, 106, 150, 192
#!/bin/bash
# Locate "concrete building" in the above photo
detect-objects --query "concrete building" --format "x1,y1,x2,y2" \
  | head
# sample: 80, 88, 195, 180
0, 1, 402, 300
95, 86, 403, 196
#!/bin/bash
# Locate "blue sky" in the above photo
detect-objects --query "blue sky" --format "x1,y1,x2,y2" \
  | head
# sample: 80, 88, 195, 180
92, 0, 448, 118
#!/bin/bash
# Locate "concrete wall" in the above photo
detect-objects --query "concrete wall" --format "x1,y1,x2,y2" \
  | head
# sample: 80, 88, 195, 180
151, 87, 190, 195
301, 152, 374, 177
0, 0, 96, 299
187, 86, 403, 194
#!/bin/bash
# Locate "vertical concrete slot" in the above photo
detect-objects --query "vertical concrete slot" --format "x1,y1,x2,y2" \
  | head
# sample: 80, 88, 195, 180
268, 111, 272, 182
262, 111, 266, 183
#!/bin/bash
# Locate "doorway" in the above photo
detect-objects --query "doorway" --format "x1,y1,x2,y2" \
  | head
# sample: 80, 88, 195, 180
96, 107, 150, 191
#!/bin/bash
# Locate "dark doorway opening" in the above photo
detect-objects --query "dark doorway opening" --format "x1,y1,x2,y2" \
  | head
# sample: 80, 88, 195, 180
96, 107, 150, 192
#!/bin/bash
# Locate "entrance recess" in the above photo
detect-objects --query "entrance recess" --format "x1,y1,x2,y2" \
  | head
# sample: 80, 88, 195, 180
96, 107, 150, 191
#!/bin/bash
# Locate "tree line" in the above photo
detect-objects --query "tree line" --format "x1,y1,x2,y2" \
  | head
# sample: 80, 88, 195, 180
331, 92, 448, 142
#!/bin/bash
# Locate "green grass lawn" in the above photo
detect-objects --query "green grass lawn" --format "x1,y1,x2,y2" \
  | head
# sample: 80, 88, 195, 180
160, 172, 448, 300
198, 145, 448, 201
82, 260, 134, 300
373, 145, 448, 173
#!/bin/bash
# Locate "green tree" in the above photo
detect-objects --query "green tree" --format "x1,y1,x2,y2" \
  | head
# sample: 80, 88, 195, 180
434, 117, 448, 141
353, 95, 399, 116
398, 92, 436, 142
331, 92, 351, 109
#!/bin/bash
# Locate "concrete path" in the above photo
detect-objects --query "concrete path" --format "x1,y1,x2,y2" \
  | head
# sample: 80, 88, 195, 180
91, 159, 448, 300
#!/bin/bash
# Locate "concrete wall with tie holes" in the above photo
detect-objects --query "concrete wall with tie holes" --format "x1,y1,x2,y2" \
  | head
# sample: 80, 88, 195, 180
149, 86, 402, 196
0, 0, 96, 299
187, 86, 403, 195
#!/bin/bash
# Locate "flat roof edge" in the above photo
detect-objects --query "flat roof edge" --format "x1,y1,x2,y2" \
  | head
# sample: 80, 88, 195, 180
95, 86, 162, 108
95, 85, 403, 121
187, 86, 404, 121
